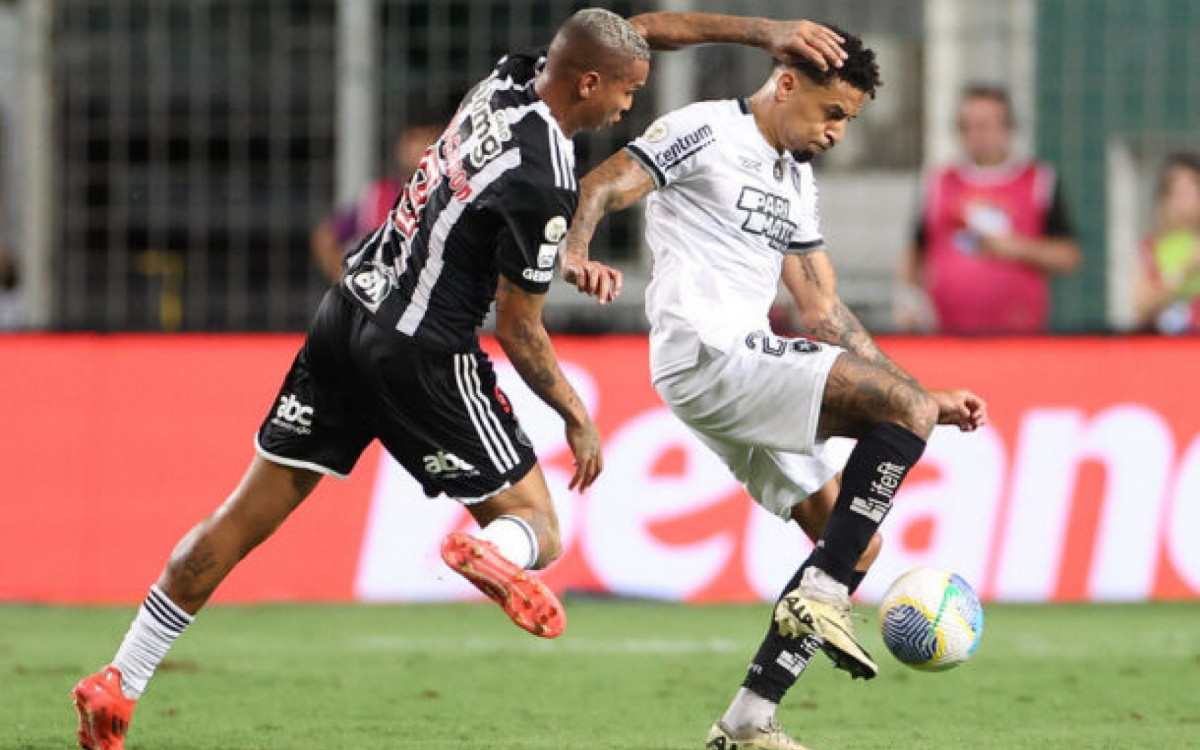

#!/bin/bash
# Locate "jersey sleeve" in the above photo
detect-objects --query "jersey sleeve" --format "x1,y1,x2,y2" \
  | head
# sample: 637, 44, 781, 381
786, 165, 824, 253
491, 177, 576, 294
624, 103, 718, 189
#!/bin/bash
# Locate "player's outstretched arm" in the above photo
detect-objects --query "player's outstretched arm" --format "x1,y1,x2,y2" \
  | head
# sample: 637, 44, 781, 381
782, 251, 988, 431
561, 150, 656, 303
627, 13, 847, 71
494, 276, 603, 490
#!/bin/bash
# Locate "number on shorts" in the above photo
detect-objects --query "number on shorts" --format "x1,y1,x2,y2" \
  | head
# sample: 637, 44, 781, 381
744, 330, 821, 357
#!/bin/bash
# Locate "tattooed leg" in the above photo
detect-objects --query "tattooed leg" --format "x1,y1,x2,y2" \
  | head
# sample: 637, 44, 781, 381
159, 456, 320, 614
817, 352, 936, 441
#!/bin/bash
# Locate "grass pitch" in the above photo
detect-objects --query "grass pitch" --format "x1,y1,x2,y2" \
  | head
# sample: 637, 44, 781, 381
3, 600, 1198, 749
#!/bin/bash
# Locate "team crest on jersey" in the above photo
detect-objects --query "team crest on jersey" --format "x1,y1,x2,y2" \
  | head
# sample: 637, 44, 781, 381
347, 261, 397, 309
543, 215, 568, 243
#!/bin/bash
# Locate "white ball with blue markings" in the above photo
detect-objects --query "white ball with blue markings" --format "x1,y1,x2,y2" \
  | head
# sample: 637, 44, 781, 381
878, 567, 983, 671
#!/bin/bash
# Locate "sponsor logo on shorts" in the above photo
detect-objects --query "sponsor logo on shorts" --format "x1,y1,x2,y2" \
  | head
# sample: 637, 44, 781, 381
522, 268, 553, 283
422, 451, 479, 478
272, 394, 314, 435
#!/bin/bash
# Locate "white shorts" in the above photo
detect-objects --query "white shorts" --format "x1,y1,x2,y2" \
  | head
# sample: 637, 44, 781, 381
654, 331, 847, 519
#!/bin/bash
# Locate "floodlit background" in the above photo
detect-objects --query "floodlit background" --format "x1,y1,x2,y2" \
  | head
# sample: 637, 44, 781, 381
1, 0, 1197, 333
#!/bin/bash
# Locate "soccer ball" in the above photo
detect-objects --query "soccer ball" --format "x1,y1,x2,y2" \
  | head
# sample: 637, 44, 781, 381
878, 567, 983, 671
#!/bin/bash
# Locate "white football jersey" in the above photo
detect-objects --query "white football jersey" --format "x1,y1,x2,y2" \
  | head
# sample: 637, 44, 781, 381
626, 98, 825, 381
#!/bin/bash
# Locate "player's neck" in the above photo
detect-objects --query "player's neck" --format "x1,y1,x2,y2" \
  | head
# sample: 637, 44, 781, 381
747, 90, 784, 155
535, 74, 581, 138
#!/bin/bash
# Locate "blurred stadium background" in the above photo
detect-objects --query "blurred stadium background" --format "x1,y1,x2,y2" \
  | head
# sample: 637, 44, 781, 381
0, 0, 1197, 333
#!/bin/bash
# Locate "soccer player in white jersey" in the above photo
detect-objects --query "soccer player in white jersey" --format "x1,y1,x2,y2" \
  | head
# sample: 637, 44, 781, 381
563, 29, 988, 750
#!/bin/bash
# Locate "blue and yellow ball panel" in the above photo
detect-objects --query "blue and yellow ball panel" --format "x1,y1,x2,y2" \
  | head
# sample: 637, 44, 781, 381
880, 599, 943, 666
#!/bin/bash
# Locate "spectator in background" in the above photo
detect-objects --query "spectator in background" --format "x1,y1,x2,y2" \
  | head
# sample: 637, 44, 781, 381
0, 243, 21, 330
895, 84, 1081, 334
1134, 152, 1200, 334
310, 122, 443, 283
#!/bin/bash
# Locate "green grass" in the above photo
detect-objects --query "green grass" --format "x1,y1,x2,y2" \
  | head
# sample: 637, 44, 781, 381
3, 600, 1199, 749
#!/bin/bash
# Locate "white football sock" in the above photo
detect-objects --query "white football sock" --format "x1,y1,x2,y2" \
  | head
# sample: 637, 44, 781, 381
111, 584, 193, 699
722, 687, 778, 735
477, 515, 538, 569
801, 565, 850, 603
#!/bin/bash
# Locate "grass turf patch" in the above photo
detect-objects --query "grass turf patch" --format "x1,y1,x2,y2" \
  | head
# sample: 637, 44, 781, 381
3, 600, 1199, 749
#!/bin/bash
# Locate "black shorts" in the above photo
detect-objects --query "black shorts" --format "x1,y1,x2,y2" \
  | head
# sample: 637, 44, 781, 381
256, 290, 537, 502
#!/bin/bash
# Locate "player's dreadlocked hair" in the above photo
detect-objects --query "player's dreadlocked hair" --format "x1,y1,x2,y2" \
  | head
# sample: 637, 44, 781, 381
779, 25, 881, 99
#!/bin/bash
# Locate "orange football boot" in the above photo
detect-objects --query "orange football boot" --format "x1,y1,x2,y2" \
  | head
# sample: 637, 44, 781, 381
72, 666, 137, 750
440, 531, 566, 638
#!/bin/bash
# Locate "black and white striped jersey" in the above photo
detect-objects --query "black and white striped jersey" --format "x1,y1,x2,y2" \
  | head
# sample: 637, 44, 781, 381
340, 50, 577, 352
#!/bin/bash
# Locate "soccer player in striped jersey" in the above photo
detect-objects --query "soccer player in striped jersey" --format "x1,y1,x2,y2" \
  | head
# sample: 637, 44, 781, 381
72, 9, 850, 750
562, 28, 988, 750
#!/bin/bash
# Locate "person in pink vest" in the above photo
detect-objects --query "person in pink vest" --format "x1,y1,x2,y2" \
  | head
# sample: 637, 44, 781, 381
895, 85, 1081, 334
310, 121, 444, 283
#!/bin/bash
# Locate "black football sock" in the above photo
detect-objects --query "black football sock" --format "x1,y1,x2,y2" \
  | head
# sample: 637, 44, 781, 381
807, 422, 926, 587
741, 624, 822, 703
847, 569, 867, 595
741, 562, 820, 703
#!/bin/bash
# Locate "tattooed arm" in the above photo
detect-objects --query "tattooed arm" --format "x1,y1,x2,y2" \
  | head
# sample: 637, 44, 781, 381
494, 276, 602, 490
783, 250, 989, 430
627, 13, 846, 71
782, 249, 921, 386
561, 150, 657, 303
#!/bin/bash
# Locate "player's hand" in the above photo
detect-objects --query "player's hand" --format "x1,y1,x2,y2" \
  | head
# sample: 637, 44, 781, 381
764, 20, 847, 71
565, 417, 604, 491
930, 389, 989, 432
561, 256, 624, 305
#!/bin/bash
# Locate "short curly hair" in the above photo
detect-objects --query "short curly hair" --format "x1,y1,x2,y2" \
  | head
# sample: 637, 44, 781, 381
779, 25, 881, 99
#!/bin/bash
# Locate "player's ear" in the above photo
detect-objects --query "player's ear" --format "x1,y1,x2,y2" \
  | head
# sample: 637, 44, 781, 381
577, 71, 601, 100
775, 68, 798, 102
